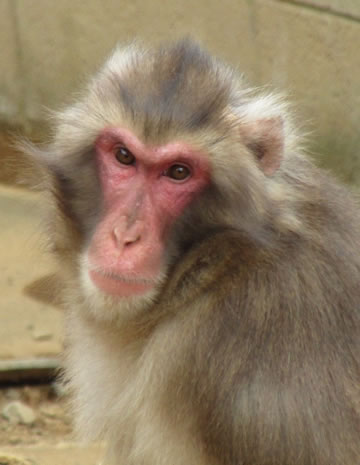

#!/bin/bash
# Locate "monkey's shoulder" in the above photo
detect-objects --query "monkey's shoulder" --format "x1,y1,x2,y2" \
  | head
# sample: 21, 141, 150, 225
161, 230, 275, 304
162, 219, 360, 314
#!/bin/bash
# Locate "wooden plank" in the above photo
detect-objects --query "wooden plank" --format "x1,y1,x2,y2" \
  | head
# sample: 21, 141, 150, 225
0, 358, 60, 383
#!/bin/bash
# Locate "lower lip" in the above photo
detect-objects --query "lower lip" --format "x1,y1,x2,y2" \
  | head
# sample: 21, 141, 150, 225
89, 270, 154, 297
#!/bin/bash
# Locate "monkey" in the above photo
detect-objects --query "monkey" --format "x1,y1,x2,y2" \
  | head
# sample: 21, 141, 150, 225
22, 39, 360, 465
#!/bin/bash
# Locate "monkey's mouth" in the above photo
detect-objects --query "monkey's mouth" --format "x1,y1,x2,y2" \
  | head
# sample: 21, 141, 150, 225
89, 268, 156, 297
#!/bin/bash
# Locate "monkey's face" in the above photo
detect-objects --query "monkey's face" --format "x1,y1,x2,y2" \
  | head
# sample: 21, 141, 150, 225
24, 41, 286, 320
78, 126, 210, 312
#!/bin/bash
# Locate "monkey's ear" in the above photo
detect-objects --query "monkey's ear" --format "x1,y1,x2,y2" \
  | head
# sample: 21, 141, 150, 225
241, 117, 284, 176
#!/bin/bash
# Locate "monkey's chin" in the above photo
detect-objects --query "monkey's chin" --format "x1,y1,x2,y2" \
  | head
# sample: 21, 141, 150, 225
89, 269, 155, 298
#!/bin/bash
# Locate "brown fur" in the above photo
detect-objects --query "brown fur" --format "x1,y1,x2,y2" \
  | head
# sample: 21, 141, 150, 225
22, 40, 360, 465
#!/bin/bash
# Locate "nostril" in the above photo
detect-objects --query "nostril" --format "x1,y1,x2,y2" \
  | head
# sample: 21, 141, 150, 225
123, 220, 143, 247
124, 235, 140, 247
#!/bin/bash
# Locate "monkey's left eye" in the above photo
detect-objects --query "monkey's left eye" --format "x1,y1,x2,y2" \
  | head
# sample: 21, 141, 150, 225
166, 164, 191, 181
114, 147, 135, 165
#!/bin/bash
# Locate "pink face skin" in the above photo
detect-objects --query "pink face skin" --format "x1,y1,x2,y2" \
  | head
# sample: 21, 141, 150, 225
87, 127, 210, 298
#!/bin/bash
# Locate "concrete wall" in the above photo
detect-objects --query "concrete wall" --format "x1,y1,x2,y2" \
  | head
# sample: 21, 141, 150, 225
0, 0, 359, 182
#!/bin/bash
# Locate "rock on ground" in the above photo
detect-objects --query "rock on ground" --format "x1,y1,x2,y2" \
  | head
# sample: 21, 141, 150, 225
2, 402, 36, 426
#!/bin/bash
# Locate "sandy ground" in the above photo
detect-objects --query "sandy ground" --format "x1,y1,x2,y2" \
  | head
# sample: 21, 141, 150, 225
0, 135, 104, 463
0, 385, 104, 465
0, 185, 63, 360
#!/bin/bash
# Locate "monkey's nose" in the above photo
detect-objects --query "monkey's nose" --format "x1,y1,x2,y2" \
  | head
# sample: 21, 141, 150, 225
113, 219, 143, 248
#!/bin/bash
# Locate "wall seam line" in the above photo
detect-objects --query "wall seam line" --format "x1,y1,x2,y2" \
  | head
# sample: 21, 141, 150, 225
275, 0, 360, 23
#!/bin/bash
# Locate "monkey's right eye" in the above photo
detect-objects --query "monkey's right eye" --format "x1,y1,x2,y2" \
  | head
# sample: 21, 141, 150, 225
114, 147, 135, 165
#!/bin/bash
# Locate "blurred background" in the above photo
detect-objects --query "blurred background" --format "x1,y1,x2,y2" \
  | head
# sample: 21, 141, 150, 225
0, 0, 359, 463
2, 0, 360, 181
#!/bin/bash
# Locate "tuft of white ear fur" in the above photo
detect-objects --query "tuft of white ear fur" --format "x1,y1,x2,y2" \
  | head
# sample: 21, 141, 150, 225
241, 116, 284, 176
233, 92, 299, 176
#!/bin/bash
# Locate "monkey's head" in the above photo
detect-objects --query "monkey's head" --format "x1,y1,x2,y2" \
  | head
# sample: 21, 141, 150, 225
24, 39, 296, 320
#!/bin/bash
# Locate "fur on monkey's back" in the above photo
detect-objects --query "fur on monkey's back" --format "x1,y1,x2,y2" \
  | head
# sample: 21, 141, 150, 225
158, 194, 360, 464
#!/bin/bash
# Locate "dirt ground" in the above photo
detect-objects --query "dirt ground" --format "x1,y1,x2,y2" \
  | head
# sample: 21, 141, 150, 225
0, 134, 104, 464
0, 384, 105, 464
0, 384, 71, 447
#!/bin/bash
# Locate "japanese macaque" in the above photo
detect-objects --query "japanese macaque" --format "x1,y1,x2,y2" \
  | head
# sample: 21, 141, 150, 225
23, 40, 360, 464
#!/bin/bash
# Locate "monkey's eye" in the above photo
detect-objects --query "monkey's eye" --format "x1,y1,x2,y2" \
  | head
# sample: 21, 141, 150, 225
114, 147, 135, 165
166, 164, 191, 181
